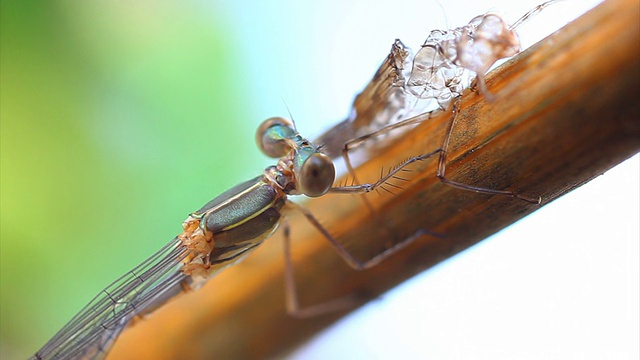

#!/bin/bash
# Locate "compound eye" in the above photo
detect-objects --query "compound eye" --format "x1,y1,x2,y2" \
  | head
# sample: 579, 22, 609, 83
298, 153, 335, 197
256, 117, 295, 158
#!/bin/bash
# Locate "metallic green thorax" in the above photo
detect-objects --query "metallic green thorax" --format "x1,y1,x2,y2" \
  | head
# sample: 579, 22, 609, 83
190, 119, 332, 265
193, 177, 284, 264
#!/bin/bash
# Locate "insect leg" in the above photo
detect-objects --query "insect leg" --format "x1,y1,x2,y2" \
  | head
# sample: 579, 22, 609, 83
436, 97, 541, 204
281, 217, 359, 318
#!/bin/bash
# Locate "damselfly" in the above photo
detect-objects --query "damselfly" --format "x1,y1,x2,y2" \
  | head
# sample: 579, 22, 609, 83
315, 2, 569, 205
317, 1, 568, 165
406, 0, 566, 105
31, 117, 416, 360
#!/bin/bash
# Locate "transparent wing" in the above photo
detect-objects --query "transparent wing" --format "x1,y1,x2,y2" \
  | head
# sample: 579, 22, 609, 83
32, 237, 191, 360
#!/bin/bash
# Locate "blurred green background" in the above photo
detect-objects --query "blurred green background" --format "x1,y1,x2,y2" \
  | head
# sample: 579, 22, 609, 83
0, 2, 260, 357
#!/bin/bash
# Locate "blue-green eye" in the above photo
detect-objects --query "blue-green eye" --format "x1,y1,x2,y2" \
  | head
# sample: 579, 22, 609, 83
256, 117, 295, 158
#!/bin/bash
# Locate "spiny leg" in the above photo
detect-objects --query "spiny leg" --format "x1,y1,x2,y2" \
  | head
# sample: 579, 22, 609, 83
338, 117, 431, 248
283, 94, 542, 317
345, 104, 541, 204
281, 217, 357, 318
338, 110, 442, 240
341, 111, 440, 186
286, 195, 442, 271
338, 97, 540, 203
282, 153, 449, 318
436, 97, 541, 204
283, 199, 433, 317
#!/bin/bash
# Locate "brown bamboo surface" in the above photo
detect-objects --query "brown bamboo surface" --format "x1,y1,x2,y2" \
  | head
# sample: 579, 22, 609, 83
109, 0, 639, 358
